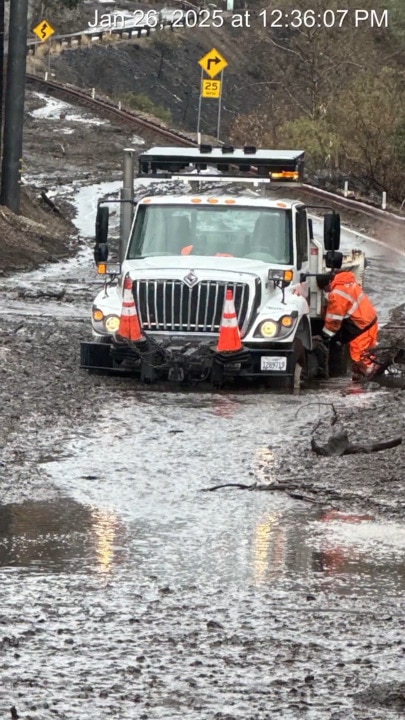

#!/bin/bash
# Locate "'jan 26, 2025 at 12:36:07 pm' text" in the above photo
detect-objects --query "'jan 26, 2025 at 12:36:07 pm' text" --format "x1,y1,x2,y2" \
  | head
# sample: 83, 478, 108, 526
87, 8, 389, 30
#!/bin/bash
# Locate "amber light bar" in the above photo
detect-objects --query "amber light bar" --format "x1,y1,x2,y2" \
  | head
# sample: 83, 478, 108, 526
138, 146, 305, 180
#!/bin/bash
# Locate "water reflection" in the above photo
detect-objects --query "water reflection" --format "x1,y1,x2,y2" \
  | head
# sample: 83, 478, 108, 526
91, 507, 120, 574
254, 446, 276, 483
0, 498, 126, 574
252, 512, 284, 583
250, 507, 405, 592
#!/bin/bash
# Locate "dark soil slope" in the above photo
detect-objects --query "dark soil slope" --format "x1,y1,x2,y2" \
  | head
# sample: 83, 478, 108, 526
52, 25, 267, 137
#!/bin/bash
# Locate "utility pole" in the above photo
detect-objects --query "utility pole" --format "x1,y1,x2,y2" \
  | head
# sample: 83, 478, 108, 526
0, 0, 28, 213
0, 0, 4, 167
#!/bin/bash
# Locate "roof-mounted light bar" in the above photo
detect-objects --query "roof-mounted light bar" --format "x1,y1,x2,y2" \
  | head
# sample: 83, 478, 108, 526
137, 146, 305, 182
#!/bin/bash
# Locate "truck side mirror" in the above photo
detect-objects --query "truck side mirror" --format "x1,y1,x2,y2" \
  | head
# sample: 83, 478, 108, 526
325, 250, 343, 269
308, 218, 314, 240
94, 243, 109, 264
94, 206, 109, 264
324, 212, 340, 251
95, 206, 109, 245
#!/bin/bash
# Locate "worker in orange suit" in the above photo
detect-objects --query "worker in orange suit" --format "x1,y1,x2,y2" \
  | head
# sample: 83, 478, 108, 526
316, 270, 378, 378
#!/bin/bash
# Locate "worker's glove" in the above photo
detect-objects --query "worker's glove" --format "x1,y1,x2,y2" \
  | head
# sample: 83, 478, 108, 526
321, 331, 332, 347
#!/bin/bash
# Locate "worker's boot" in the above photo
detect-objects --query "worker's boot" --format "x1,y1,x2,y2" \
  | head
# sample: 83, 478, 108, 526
352, 361, 376, 380
351, 362, 362, 381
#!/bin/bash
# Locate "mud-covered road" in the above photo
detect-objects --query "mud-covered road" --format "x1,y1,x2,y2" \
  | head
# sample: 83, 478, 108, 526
1, 92, 405, 719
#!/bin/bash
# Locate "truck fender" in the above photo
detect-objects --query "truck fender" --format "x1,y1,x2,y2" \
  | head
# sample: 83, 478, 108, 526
295, 315, 312, 351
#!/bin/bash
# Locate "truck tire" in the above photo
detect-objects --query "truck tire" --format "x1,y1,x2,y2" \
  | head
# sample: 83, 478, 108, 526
272, 338, 307, 390
328, 341, 349, 377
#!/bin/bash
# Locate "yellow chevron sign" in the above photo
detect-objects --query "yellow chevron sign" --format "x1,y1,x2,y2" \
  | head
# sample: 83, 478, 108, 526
33, 20, 55, 42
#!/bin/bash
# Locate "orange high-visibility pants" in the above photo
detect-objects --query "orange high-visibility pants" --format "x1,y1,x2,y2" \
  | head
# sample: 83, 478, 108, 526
349, 323, 378, 365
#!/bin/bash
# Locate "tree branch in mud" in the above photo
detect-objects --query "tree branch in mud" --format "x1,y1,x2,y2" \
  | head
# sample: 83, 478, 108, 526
295, 402, 340, 435
311, 430, 402, 456
40, 190, 64, 217
200, 482, 319, 503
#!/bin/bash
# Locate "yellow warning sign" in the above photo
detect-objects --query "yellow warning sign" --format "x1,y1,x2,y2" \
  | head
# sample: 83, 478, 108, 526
198, 48, 228, 79
201, 79, 222, 98
32, 20, 55, 42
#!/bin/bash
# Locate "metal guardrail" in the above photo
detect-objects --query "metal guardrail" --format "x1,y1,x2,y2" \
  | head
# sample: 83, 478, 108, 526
301, 184, 405, 228
26, 6, 201, 49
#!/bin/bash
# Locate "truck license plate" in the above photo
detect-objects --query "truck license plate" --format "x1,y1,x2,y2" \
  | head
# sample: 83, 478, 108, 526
261, 356, 287, 372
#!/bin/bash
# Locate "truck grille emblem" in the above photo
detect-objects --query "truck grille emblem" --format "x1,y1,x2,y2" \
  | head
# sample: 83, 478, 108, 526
183, 270, 198, 288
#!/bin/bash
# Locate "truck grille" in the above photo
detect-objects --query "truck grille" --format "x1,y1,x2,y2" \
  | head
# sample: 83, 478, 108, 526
134, 280, 250, 333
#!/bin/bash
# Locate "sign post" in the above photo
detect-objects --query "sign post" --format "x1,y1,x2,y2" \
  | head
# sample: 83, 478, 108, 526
197, 48, 228, 142
216, 71, 223, 142
32, 19, 55, 80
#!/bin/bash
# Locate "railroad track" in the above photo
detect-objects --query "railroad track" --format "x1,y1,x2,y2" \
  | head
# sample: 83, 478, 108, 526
26, 74, 198, 148
25, 74, 405, 233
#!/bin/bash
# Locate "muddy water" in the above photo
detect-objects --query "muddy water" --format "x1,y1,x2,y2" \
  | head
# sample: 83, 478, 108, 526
2, 388, 405, 718
2, 125, 405, 714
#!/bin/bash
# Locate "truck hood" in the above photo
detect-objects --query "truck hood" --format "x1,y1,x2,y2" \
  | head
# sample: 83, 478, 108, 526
122, 255, 287, 282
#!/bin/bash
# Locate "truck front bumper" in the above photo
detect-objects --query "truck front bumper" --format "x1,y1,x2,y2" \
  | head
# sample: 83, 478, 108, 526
80, 334, 298, 384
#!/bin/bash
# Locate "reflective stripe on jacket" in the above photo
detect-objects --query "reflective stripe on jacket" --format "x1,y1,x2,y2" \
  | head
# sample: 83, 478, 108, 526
323, 271, 377, 338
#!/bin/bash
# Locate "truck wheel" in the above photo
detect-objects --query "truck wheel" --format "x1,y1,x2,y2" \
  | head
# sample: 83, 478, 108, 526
272, 338, 307, 390
328, 341, 349, 377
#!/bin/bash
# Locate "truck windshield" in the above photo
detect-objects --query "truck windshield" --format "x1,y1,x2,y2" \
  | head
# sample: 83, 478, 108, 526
127, 204, 293, 263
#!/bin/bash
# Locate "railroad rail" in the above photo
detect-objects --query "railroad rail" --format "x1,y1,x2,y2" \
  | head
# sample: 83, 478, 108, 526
26, 74, 405, 233
26, 74, 198, 148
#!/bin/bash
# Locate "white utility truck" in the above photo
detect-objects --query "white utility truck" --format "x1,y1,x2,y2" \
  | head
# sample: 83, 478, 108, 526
80, 145, 366, 387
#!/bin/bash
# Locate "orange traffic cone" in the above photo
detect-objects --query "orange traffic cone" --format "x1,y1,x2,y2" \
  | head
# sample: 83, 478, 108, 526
117, 275, 144, 342
217, 289, 243, 353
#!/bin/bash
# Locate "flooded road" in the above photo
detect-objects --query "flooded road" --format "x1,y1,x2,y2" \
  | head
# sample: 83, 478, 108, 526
1, 95, 405, 718
2, 384, 405, 718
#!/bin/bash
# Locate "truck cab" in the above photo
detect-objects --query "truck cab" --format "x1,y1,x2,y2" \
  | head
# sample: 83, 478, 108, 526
81, 145, 366, 387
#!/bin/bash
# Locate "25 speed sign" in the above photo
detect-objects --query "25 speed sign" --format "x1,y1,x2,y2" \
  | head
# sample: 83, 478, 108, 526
201, 79, 222, 98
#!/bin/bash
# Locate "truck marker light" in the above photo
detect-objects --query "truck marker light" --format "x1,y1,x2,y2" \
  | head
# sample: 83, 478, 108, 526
93, 309, 104, 321
260, 320, 278, 338
225, 199, 236, 204
97, 263, 107, 274
271, 171, 299, 181
281, 316, 293, 328
276, 202, 288, 208
191, 198, 202, 203
207, 198, 218, 203
105, 315, 120, 333
142, 198, 151, 203
284, 270, 294, 282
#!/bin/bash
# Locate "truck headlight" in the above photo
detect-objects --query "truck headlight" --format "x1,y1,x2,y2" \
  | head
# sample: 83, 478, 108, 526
259, 320, 278, 338
255, 314, 298, 339
105, 315, 120, 333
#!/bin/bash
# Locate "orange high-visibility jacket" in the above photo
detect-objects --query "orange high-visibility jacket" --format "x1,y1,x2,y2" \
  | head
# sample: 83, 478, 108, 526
323, 271, 377, 339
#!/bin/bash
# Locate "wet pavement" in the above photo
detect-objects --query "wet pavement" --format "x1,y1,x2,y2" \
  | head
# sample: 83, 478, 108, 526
1, 93, 405, 719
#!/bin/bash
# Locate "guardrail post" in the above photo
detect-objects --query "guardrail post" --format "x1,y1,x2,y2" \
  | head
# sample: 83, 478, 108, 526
382, 191, 387, 210
343, 180, 349, 198
44, 71, 48, 81
118, 101, 122, 110
91, 88, 96, 99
